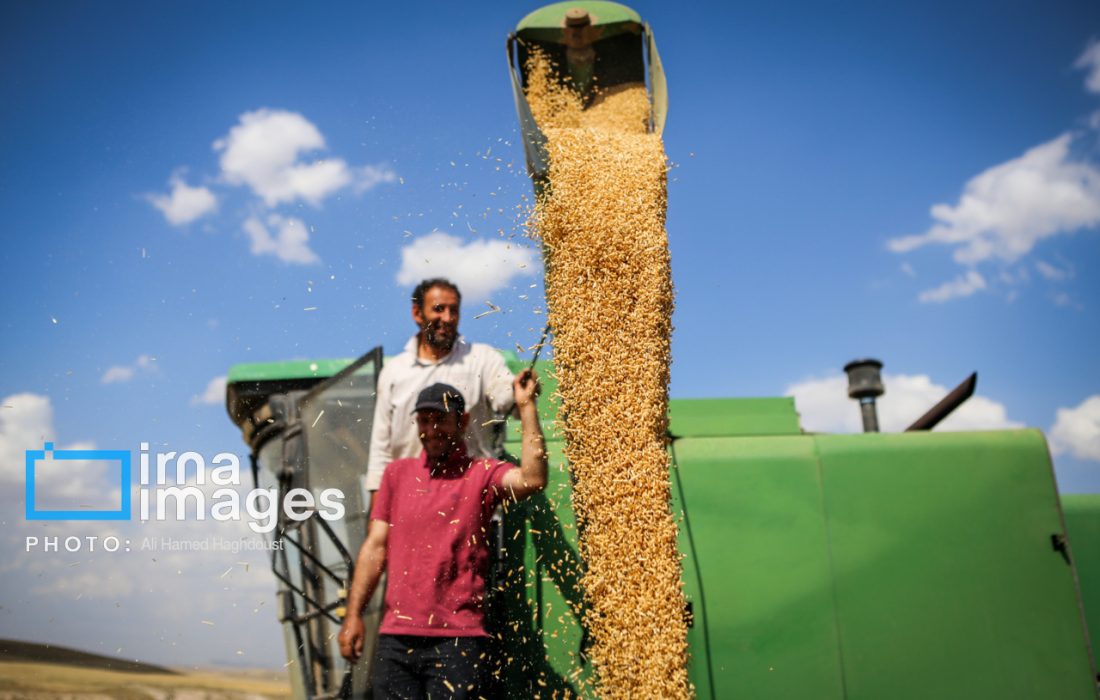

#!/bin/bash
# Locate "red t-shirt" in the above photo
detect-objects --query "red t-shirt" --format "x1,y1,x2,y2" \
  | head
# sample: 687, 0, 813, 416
371, 445, 513, 637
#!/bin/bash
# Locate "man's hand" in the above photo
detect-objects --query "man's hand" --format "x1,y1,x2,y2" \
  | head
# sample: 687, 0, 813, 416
501, 368, 548, 501
340, 520, 388, 662
339, 615, 365, 662
339, 521, 389, 662
514, 368, 541, 409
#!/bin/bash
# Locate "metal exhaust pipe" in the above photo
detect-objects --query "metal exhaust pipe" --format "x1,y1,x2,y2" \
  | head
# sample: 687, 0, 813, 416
844, 358, 885, 433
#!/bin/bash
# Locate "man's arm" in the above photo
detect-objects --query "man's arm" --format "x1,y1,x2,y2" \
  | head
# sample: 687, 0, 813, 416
500, 369, 548, 501
338, 519, 389, 662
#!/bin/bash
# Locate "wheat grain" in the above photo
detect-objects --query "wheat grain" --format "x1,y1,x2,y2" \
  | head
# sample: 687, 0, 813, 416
525, 49, 691, 700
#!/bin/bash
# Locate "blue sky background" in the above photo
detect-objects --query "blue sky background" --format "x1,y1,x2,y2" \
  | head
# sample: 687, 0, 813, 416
1, 0, 1098, 669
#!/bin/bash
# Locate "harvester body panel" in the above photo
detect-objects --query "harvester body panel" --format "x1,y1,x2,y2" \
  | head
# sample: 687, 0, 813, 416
501, 372, 1098, 699
1066, 494, 1100, 658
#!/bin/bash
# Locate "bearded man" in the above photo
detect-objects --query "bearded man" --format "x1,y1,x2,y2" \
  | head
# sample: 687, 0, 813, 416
364, 278, 516, 492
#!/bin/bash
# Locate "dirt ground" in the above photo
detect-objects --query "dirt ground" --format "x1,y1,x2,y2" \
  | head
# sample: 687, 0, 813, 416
0, 661, 291, 700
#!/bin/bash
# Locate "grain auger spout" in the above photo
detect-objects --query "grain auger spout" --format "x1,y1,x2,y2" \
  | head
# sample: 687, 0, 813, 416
507, 1, 668, 181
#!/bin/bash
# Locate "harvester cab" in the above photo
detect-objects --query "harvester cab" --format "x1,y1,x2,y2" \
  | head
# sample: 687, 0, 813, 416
225, 348, 560, 699
225, 348, 384, 700
507, 0, 667, 179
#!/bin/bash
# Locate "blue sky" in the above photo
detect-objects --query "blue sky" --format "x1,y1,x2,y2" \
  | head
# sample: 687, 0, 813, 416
1, 0, 1098, 668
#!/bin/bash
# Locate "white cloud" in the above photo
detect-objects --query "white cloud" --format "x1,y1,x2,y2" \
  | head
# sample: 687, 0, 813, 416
1051, 395, 1100, 461
888, 133, 1100, 265
193, 375, 227, 406
900, 262, 916, 278
1047, 292, 1073, 308
100, 354, 156, 384
100, 366, 135, 384
0, 393, 54, 485
396, 231, 538, 304
243, 214, 320, 265
1036, 260, 1072, 282
786, 372, 1023, 434
147, 176, 217, 226
1076, 39, 1100, 94
999, 266, 1030, 285
918, 270, 986, 303
354, 164, 398, 193
0, 393, 116, 503
215, 109, 355, 207
148, 109, 396, 268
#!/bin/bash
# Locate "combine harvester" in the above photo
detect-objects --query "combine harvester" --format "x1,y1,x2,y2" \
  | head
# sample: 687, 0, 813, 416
224, 3, 1100, 698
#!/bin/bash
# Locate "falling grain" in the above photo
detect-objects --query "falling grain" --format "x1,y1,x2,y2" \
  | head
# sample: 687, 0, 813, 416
525, 49, 691, 700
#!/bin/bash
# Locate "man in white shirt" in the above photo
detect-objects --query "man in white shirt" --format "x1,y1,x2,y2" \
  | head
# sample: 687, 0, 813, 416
365, 278, 516, 492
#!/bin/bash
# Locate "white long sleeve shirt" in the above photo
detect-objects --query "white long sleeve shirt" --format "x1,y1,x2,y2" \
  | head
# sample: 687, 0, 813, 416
364, 335, 516, 491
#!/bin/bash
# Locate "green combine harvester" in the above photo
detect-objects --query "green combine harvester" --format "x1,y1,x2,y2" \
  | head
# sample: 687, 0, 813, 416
225, 348, 1100, 699
224, 2, 1100, 698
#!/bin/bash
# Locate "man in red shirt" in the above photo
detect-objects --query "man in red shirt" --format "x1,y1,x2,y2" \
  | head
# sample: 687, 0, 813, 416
339, 370, 547, 698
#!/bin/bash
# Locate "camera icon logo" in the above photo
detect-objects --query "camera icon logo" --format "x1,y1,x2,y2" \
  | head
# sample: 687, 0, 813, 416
25, 442, 132, 521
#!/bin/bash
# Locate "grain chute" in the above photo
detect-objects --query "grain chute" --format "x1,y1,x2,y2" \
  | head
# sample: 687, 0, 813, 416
507, 0, 667, 180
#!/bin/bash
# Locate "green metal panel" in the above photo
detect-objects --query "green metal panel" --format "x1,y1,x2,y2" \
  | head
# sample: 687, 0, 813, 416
499, 378, 719, 695
498, 436, 722, 697
503, 430, 846, 698
669, 456, 712, 699
227, 357, 355, 383
504, 359, 560, 439
671, 435, 845, 699
503, 403, 1097, 698
1064, 494, 1100, 662
645, 23, 668, 135
669, 397, 801, 437
816, 430, 1097, 699
497, 438, 593, 696
498, 360, 577, 693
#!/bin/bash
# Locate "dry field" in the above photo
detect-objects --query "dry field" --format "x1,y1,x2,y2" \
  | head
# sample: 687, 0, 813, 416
0, 661, 291, 700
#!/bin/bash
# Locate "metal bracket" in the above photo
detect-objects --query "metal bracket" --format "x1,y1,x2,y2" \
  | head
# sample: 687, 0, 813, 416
1051, 533, 1072, 566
